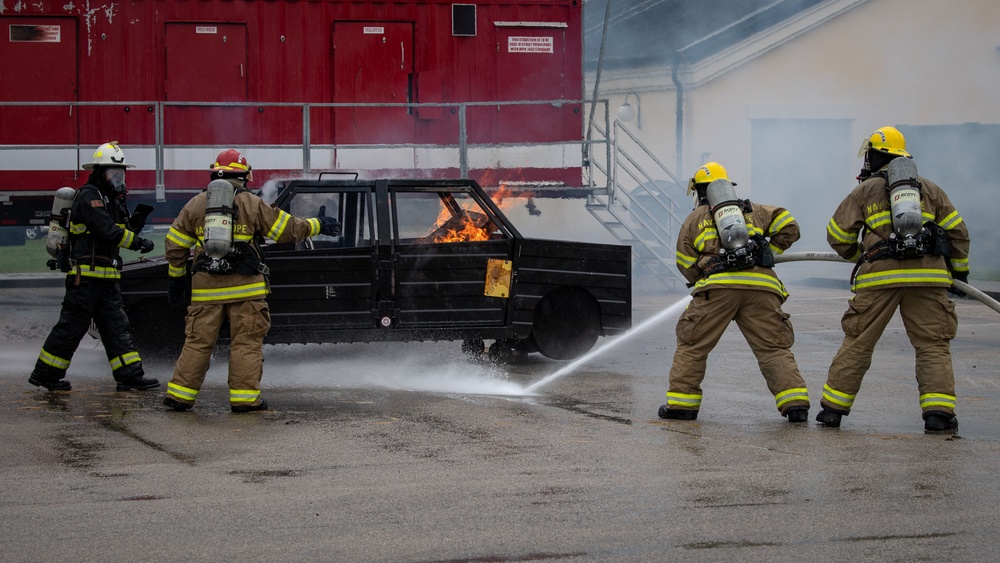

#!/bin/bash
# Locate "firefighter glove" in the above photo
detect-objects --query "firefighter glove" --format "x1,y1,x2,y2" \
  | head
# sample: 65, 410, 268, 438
702, 255, 728, 277
318, 215, 341, 237
137, 238, 155, 254
128, 204, 155, 232
167, 276, 190, 308
949, 270, 969, 298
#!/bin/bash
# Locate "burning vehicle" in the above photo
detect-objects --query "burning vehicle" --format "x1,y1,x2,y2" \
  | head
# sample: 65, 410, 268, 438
118, 178, 632, 361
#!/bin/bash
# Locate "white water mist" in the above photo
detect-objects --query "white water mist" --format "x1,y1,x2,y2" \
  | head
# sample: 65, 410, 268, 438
523, 295, 692, 393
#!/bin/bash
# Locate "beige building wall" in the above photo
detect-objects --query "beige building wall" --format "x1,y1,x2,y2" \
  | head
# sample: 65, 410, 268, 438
592, 0, 1000, 195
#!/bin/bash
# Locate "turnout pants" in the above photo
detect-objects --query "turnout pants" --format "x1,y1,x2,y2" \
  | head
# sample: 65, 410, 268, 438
821, 287, 958, 416
666, 288, 808, 415
166, 299, 271, 408
33, 277, 144, 383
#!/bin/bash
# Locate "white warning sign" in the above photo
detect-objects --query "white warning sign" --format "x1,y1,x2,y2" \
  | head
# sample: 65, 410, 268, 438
507, 36, 553, 53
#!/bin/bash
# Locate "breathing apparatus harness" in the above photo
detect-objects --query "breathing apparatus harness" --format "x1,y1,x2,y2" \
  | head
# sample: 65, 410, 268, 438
697, 179, 775, 282
850, 158, 950, 283
193, 181, 270, 277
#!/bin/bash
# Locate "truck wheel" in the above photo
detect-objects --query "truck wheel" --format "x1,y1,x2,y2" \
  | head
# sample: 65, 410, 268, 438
529, 287, 601, 360
488, 340, 514, 364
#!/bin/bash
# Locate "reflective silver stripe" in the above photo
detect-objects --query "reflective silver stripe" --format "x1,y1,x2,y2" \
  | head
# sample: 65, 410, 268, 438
191, 282, 268, 302
39, 348, 70, 370
167, 382, 198, 400
230, 389, 261, 403
920, 393, 956, 410
775, 387, 809, 408
822, 384, 854, 408
666, 392, 701, 408
109, 351, 141, 370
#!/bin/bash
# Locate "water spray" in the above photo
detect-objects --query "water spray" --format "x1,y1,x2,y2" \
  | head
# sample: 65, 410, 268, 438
523, 295, 692, 393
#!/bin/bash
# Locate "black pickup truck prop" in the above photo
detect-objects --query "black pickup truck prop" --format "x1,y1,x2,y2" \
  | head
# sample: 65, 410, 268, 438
119, 178, 632, 361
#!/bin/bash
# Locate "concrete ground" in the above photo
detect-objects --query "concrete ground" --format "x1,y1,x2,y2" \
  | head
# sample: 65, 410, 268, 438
2, 266, 999, 562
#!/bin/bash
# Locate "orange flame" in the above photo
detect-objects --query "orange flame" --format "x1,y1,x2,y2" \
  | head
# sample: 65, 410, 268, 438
426, 187, 521, 244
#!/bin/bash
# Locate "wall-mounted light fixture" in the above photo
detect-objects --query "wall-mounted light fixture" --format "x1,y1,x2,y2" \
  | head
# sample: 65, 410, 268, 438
617, 92, 641, 129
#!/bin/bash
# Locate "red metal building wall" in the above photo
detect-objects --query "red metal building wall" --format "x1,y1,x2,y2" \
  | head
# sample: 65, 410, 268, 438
0, 0, 584, 204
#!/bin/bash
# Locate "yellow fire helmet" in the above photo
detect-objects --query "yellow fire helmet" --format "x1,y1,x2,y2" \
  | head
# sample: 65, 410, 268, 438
858, 126, 910, 158
687, 161, 735, 195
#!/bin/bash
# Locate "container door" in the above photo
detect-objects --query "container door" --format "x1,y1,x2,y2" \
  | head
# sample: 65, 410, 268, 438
164, 23, 247, 147
332, 22, 414, 145
0, 17, 77, 189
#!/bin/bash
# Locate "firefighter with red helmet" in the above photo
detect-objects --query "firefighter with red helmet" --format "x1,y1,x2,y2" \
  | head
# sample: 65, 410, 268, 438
29, 142, 160, 392
658, 162, 810, 423
161, 149, 340, 412
817, 126, 970, 432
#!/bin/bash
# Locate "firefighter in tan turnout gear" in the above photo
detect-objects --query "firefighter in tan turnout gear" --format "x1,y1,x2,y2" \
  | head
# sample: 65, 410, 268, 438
817, 126, 970, 432
658, 162, 810, 423
162, 149, 340, 412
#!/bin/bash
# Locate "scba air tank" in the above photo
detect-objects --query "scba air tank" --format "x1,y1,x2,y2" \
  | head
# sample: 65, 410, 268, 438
45, 187, 76, 259
885, 157, 922, 240
204, 179, 236, 260
706, 179, 749, 251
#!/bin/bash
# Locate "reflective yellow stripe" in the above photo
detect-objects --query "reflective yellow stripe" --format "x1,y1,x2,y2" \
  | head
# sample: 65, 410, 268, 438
822, 384, 855, 408
693, 228, 717, 252
167, 382, 199, 400
939, 210, 963, 230
230, 389, 261, 403
191, 281, 268, 302
168, 264, 187, 277
267, 210, 292, 240
854, 268, 952, 290
920, 393, 956, 410
166, 227, 197, 248
38, 348, 70, 370
694, 271, 786, 296
950, 258, 969, 273
826, 218, 854, 244
775, 387, 809, 408
666, 392, 701, 408
70, 266, 121, 280
676, 251, 697, 269
770, 210, 794, 234
118, 229, 135, 249
308, 217, 321, 237
109, 351, 141, 370
866, 211, 891, 230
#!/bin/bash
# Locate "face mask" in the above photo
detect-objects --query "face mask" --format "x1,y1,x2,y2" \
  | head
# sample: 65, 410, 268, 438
104, 167, 127, 195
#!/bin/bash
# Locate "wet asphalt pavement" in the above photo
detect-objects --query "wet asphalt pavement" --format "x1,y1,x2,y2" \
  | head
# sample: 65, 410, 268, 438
2, 265, 1000, 562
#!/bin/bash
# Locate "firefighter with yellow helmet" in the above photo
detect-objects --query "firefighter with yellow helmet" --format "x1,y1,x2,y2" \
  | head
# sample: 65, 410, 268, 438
818, 126, 970, 432
658, 162, 809, 422
162, 149, 340, 412
29, 142, 159, 392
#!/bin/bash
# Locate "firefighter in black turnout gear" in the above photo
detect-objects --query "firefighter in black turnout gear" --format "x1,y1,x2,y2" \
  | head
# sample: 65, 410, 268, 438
29, 142, 160, 392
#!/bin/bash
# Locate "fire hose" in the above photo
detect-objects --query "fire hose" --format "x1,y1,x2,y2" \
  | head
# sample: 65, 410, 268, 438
775, 251, 1000, 315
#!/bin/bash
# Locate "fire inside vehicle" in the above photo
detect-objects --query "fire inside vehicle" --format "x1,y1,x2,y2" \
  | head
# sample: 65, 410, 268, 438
118, 177, 632, 361
0, 0, 588, 231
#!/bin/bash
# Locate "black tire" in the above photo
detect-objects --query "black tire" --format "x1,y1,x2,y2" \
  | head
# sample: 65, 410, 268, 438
488, 340, 514, 364
529, 287, 601, 360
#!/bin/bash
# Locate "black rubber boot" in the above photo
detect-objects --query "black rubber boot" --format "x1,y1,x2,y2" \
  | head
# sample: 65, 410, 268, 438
163, 396, 193, 412
116, 376, 160, 391
784, 406, 809, 423
816, 408, 845, 427
658, 404, 697, 420
28, 373, 72, 391
231, 398, 269, 413
923, 410, 958, 432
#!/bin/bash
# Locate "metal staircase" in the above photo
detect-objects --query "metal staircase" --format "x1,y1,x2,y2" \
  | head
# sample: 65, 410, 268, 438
586, 120, 689, 289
